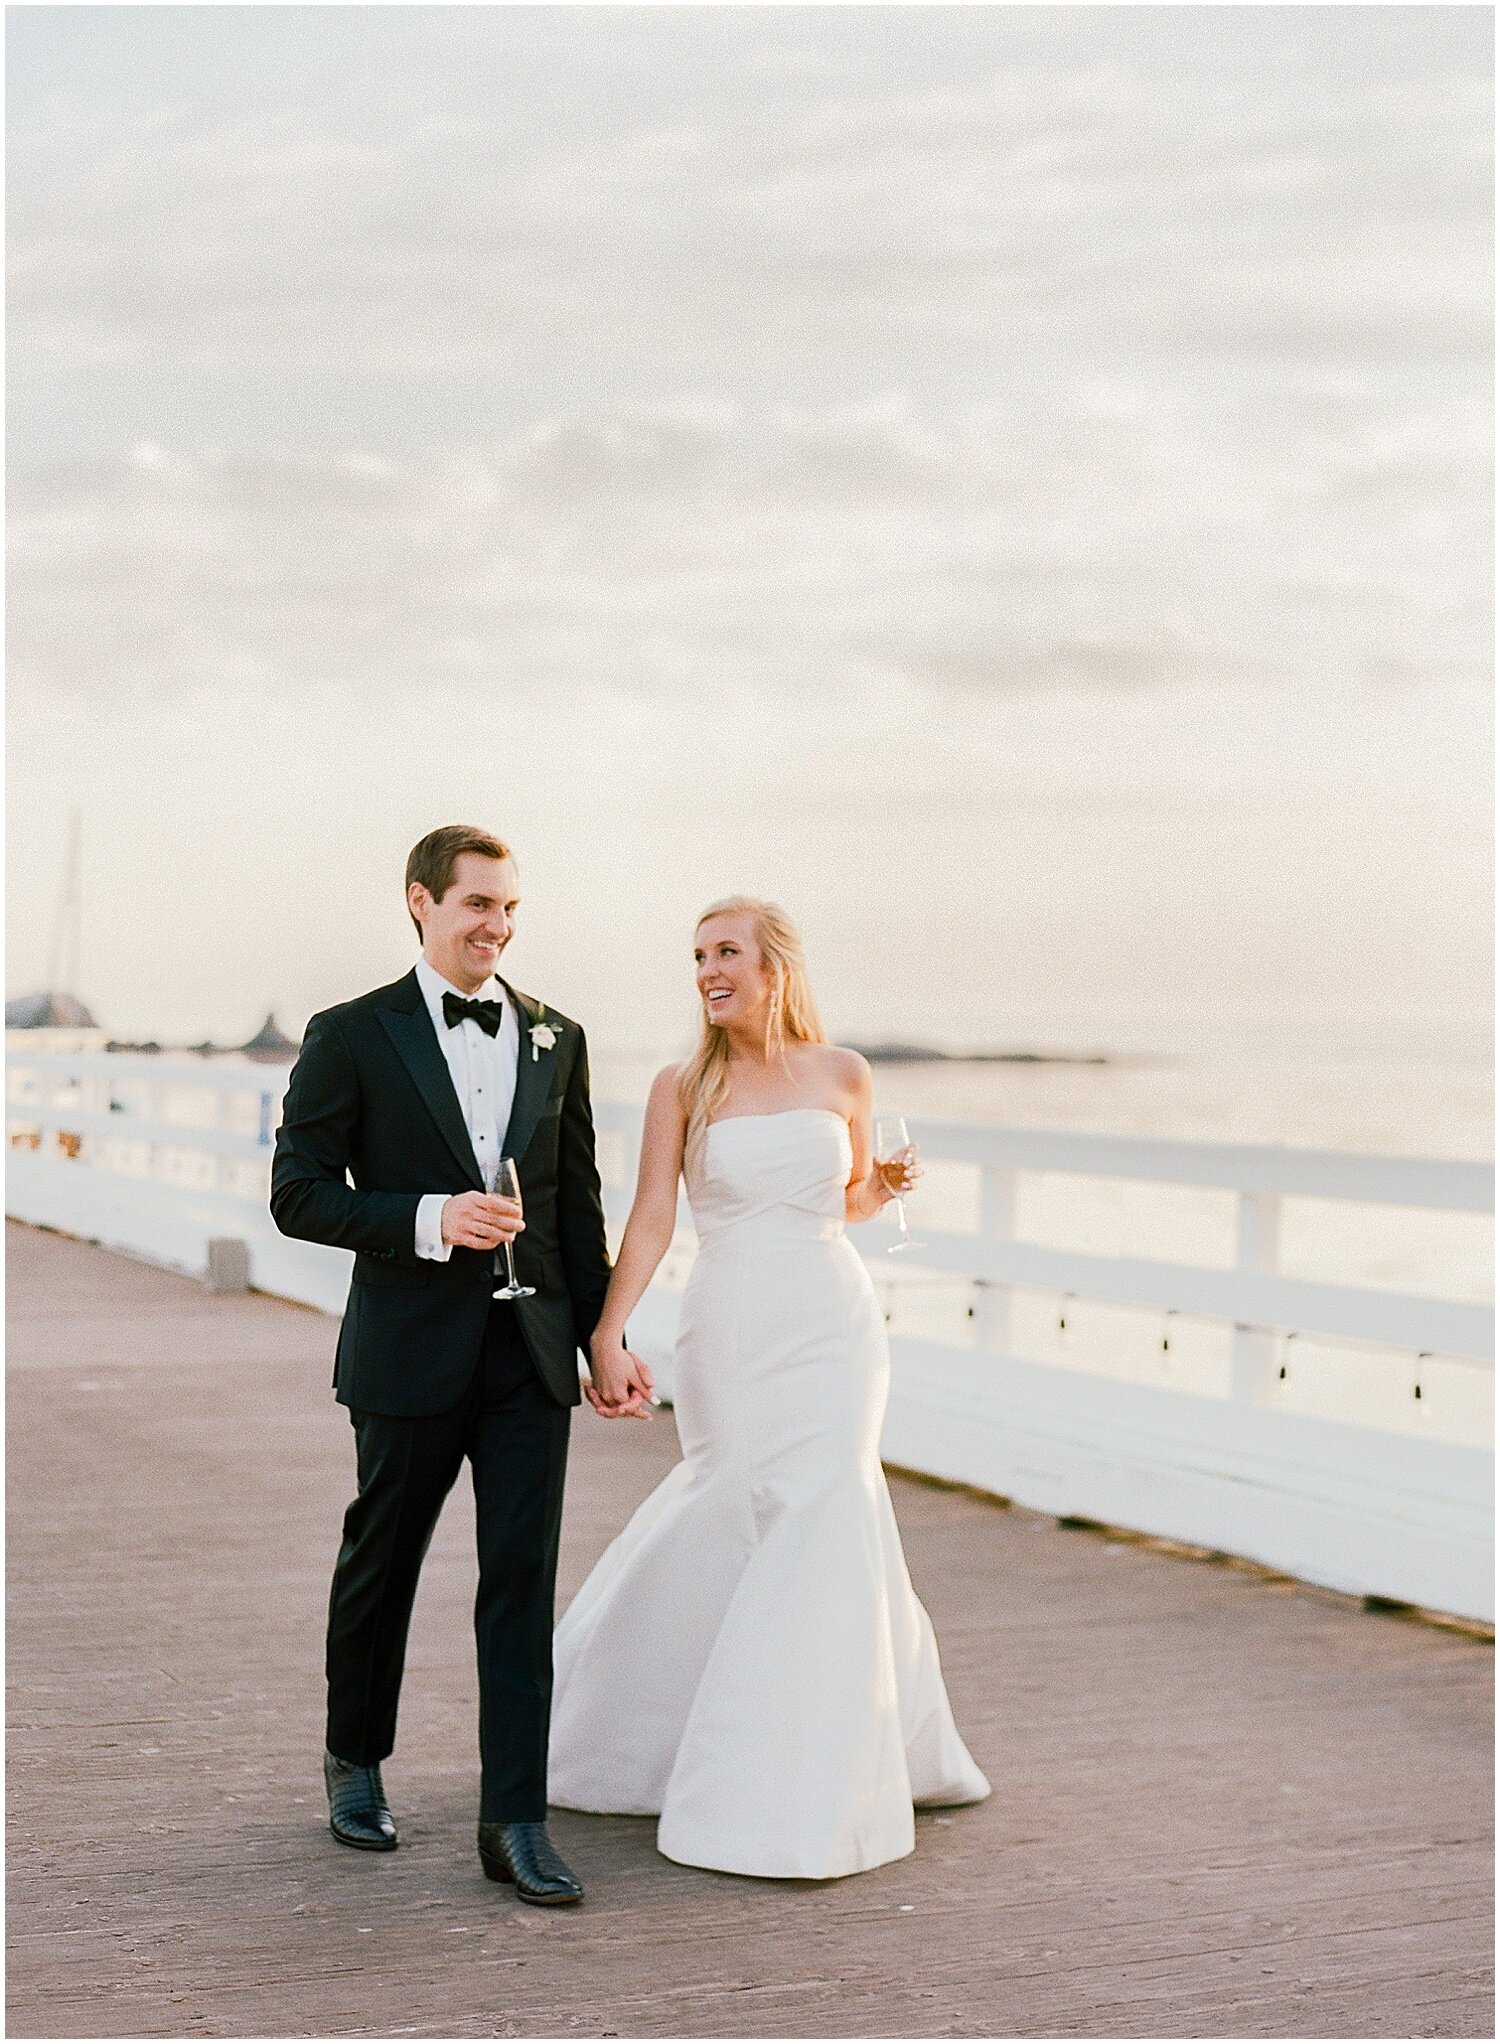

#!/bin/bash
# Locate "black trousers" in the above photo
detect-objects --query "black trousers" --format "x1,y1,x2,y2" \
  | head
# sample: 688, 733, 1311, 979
324, 1302, 572, 1822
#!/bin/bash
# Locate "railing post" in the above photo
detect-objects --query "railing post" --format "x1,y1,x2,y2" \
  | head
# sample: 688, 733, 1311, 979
975, 1166, 1020, 1358
1231, 1191, 1282, 1403
216, 1087, 239, 1197
144, 1082, 163, 1186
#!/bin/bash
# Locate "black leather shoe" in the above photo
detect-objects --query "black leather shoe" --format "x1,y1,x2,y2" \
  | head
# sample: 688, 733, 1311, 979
324, 1749, 398, 1851
478, 1820, 583, 1905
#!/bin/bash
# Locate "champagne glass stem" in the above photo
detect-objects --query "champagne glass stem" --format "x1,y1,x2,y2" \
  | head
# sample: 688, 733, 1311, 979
491, 1154, 536, 1301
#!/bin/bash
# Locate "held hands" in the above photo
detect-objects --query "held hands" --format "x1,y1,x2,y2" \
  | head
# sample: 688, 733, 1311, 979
586, 1330, 657, 1421
440, 1191, 524, 1251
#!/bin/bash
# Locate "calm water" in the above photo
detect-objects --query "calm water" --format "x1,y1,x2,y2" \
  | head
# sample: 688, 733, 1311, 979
594, 1041, 1494, 1159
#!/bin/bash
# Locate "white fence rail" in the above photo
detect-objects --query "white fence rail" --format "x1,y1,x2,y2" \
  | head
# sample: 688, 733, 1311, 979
6, 1044, 1493, 1622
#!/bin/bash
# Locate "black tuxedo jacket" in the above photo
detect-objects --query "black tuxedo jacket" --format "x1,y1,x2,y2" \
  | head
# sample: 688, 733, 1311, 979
269, 967, 611, 1414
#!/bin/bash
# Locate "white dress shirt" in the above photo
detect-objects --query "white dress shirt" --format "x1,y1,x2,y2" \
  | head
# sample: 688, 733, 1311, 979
412, 951, 521, 1262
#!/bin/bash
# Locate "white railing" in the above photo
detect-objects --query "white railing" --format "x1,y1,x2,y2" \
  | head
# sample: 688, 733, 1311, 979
6, 1043, 1494, 1622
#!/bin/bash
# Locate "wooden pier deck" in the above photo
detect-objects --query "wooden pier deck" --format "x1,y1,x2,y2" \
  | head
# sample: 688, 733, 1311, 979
6, 1219, 1493, 2039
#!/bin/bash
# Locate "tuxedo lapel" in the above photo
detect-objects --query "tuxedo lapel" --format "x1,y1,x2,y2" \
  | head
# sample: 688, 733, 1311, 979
500, 983, 552, 1163
376, 971, 484, 1190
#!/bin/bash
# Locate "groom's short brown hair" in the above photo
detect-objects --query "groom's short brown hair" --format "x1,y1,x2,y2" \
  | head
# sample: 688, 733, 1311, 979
405, 824, 513, 940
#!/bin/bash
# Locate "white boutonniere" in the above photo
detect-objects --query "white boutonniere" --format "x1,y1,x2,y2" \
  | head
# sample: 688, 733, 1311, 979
528, 1006, 559, 1063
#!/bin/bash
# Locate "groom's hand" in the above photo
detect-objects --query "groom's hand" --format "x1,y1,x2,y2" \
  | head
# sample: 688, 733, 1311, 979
441, 1192, 524, 1251
586, 1339, 656, 1420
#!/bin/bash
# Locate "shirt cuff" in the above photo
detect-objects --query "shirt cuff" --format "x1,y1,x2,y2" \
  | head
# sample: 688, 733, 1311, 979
414, 1193, 454, 1262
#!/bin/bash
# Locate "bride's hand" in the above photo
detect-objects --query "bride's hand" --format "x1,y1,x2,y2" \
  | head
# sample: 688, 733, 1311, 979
587, 1335, 656, 1420
871, 1142, 921, 1202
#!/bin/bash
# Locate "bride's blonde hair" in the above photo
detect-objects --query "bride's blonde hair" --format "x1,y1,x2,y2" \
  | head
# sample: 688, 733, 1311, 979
678, 895, 827, 1175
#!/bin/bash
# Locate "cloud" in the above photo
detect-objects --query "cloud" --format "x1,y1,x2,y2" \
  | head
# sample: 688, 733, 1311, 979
7, 384, 1490, 716
6, 26, 1490, 383
5, 11, 1489, 775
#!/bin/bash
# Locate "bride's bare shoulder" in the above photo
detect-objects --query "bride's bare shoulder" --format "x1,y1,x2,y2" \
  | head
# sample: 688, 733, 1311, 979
640, 1065, 689, 1154
649, 1062, 693, 1121
801, 1042, 871, 1104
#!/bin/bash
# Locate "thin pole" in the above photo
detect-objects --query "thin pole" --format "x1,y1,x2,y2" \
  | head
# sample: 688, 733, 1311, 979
45, 807, 82, 996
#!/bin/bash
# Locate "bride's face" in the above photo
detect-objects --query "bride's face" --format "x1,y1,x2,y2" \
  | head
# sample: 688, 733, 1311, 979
694, 913, 773, 1032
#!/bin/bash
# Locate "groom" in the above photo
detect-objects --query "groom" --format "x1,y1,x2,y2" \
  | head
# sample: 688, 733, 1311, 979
270, 824, 652, 1905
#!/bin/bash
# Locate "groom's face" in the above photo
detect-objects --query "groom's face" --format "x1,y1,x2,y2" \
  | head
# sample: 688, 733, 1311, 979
409, 852, 521, 994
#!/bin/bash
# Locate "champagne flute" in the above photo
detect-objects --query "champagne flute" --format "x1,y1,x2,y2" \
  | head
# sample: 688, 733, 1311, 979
874, 1116, 924, 1253
490, 1156, 535, 1301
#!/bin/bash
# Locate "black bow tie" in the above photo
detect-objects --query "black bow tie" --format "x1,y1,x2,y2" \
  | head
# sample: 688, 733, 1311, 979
442, 991, 505, 1037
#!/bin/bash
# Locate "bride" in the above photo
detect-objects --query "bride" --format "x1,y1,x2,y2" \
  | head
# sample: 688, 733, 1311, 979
549, 895, 990, 1879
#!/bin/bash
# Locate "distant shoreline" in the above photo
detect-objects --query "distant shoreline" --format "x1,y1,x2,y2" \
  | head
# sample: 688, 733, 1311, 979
76, 1035, 1122, 1070
847, 1043, 1113, 1067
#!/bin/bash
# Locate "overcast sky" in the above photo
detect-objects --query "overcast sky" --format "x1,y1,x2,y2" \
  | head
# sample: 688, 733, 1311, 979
6, 5, 1492, 1059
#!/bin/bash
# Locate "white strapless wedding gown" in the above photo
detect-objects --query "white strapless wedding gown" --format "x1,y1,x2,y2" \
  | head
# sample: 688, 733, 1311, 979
547, 1108, 990, 1879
